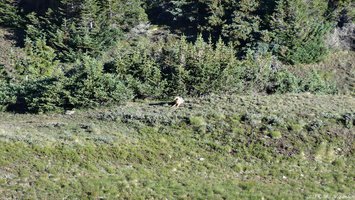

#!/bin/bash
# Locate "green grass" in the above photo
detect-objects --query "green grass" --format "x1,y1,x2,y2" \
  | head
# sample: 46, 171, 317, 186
269, 130, 282, 139
0, 94, 354, 199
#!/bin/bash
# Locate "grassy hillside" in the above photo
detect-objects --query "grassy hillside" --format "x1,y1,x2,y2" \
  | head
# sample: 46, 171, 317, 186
1, 94, 354, 199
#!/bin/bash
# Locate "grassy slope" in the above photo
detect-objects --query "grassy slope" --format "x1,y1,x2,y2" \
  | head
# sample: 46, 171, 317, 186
0, 94, 354, 199
0, 26, 354, 199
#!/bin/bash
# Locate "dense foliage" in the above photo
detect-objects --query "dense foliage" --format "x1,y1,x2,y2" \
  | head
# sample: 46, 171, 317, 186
0, 0, 354, 112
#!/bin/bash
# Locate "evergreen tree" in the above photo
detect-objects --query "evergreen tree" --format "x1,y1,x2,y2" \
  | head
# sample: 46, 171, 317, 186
221, 0, 261, 48
145, 0, 209, 39
0, 0, 23, 27
100, 0, 148, 31
23, 0, 147, 61
269, 0, 332, 64
16, 38, 60, 79
326, 0, 354, 25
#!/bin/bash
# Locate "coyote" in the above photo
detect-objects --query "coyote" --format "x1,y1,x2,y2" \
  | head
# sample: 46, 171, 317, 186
172, 96, 184, 108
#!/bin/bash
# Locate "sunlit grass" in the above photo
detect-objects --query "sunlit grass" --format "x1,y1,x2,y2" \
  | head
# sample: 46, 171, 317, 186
0, 94, 354, 199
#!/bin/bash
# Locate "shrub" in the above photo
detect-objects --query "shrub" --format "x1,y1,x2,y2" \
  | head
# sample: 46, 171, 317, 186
0, 80, 18, 111
314, 142, 336, 163
190, 116, 206, 127
113, 39, 167, 98
0, 65, 20, 111
112, 35, 242, 97
340, 113, 354, 129
267, 70, 300, 94
189, 116, 207, 133
269, 130, 282, 139
184, 36, 241, 95
161, 36, 242, 96
4, 56, 133, 113
302, 70, 337, 94
21, 77, 66, 113
65, 56, 133, 108
238, 50, 274, 93
107, 34, 339, 98
266, 68, 337, 94
288, 122, 303, 133
15, 38, 61, 79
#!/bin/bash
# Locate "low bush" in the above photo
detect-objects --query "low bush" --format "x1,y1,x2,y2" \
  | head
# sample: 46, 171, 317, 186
15, 38, 61, 79
112, 35, 244, 97
0, 65, 20, 111
301, 70, 337, 94
267, 71, 300, 94
112, 39, 167, 98
65, 56, 133, 108
267, 69, 337, 94
2, 56, 133, 113
20, 78, 66, 113
0, 80, 18, 111
189, 116, 207, 133
269, 130, 282, 139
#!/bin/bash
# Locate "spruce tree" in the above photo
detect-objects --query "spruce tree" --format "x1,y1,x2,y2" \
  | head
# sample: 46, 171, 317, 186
22, 0, 147, 61
270, 0, 332, 64
0, 0, 22, 27
16, 38, 60, 79
221, 0, 261, 48
100, 0, 147, 31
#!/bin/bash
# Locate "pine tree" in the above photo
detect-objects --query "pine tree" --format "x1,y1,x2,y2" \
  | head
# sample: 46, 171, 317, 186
16, 38, 60, 79
269, 0, 332, 64
221, 0, 261, 48
22, 0, 147, 61
100, 0, 147, 31
0, 0, 23, 27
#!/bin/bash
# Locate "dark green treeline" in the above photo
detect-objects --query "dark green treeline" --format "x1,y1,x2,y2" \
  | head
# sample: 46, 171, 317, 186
0, 0, 353, 113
